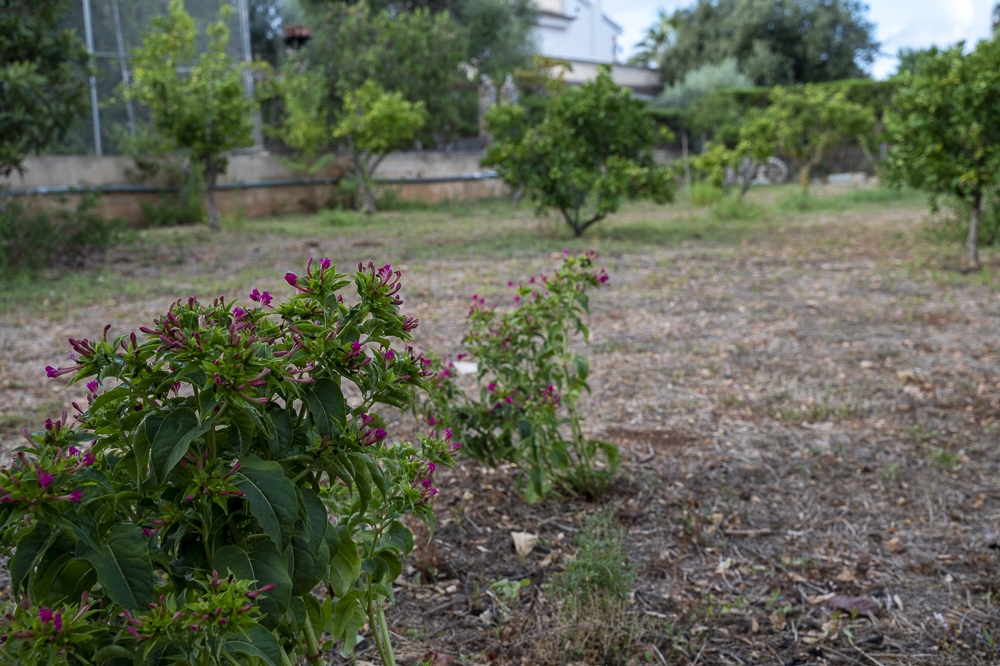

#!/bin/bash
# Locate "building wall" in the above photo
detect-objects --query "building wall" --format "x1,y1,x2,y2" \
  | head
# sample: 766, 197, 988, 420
535, 0, 619, 64
1, 151, 504, 222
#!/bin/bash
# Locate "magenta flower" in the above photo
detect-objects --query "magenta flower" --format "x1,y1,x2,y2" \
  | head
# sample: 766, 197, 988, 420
82, 451, 96, 467
86, 381, 98, 393
320, 258, 331, 270
143, 528, 152, 537
233, 307, 246, 322
505, 396, 513, 404
384, 349, 395, 361
46, 365, 81, 379
68, 489, 83, 502
53, 612, 62, 632
38, 607, 53, 624
284, 272, 298, 287
250, 289, 273, 307
44, 419, 54, 430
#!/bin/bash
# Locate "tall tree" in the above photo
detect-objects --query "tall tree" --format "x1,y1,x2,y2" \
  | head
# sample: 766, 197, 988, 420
884, 39, 1000, 267
126, 0, 257, 228
310, 3, 465, 143
628, 9, 678, 68
305, 0, 536, 81
0, 0, 90, 177
654, 0, 879, 86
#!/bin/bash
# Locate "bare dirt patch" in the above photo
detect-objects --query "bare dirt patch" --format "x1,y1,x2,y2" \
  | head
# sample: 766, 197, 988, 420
2, 197, 999, 664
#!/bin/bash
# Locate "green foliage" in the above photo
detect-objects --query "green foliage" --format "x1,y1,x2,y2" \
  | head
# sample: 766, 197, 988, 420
689, 182, 725, 207
884, 38, 1000, 266
655, 58, 751, 133
655, 0, 879, 86
709, 196, 769, 221
484, 68, 675, 237
742, 84, 875, 193
311, 3, 465, 144
0, 194, 126, 275
129, 157, 206, 227
452, 0, 537, 81
417, 253, 618, 502
266, 59, 334, 177
4, 259, 454, 664
333, 81, 426, 215
0, 0, 90, 177
628, 9, 678, 68
125, 0, 257, 228
551, 508, 635, 609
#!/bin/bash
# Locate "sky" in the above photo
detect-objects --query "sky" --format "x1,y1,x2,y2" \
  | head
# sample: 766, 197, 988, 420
609, 0, 998, 79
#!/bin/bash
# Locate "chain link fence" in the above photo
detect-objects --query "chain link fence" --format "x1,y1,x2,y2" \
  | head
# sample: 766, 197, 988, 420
53, 0, 256, 156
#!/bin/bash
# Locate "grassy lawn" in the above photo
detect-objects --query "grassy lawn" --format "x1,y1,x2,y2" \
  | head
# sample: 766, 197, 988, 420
3, 183, 1000, 664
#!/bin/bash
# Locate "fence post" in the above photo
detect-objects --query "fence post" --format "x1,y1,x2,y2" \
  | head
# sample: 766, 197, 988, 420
81, 0, 102, 156
111, 0, 136, 138
237, 0, 263, 148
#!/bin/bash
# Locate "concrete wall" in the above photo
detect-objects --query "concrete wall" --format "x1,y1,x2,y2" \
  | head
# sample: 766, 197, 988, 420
1, 151, 503, 223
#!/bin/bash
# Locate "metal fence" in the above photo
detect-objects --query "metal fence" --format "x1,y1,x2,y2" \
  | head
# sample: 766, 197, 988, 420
54, 0, 256, 156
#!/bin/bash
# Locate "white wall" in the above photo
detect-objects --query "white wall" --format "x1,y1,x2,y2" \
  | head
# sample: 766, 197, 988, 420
535, 0, 620, 64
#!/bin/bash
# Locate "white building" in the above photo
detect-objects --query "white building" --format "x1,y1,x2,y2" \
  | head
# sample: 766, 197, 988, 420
533, 0, 661, 96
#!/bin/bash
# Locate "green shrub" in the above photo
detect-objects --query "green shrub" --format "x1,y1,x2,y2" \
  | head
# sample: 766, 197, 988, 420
689, 181, 725, 207
417, 252, 619, 502
0, 193, 126, 274
3, 259, 451, 664
320, 208, 365, 226
709, 196, 768, 221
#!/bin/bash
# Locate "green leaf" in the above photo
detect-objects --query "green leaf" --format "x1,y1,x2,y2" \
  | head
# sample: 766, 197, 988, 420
353, 452, 386, 498
327, 528, 360, 597
301, 487, 329, 554
150, 408, 213, 484
598, 440, 621, 474
268, 408, 294, 455
93, 646, 135, 664
213, 541, 292, 630
226, 625, 280, 666
289, 535, 323, 596
235, 454, 299, 551
573, 354, 589, 381
304, 378, 346, 437
377, 520, 414, 556
9, 522, 52, 593
330, 592, 367, 657
75, 523, 156, 611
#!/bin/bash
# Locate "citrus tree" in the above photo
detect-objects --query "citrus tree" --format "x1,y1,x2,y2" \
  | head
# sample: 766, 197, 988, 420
332, 81, 426, 215
741, 84, 875, 193
0, 0, 89, 177
884, 38, 1000, 267
126, 0, 257, 229
484, 68, 675, 237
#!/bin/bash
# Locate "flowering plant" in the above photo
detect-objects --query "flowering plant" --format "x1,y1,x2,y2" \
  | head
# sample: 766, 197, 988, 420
417, 252, 617, 502
2, 259, 452, 665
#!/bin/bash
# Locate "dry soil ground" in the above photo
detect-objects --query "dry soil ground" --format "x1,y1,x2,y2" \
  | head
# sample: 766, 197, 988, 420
2, 188, 1000, 665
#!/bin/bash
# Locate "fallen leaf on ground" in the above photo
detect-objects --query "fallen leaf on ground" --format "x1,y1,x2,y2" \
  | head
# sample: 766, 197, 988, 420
538, 550, 559, 567
511, 531, 538, 556
788, 572, 809, 583
835, 568, 857, 582
887, 537, 905, 554
828, 595, 879, 615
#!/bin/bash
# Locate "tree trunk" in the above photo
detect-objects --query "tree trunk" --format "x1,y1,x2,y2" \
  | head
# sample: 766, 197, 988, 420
798, 164, 811, 193
353, 156, 376, 216
204, 160, 219, 229
968, 192, 982, 268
